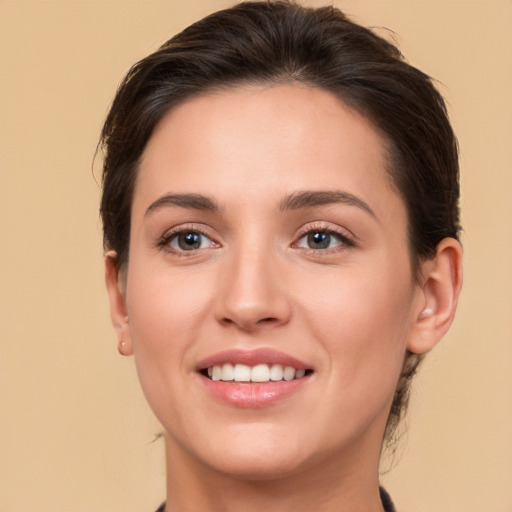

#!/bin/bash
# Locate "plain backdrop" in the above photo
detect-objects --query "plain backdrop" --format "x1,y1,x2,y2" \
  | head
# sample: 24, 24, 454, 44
1, 1, 511, 511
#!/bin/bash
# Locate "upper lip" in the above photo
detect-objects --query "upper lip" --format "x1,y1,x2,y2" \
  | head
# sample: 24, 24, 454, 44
196, 348, 311, 371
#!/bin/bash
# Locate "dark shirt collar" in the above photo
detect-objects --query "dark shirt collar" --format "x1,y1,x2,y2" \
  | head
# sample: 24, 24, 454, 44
155, 488, 395, 512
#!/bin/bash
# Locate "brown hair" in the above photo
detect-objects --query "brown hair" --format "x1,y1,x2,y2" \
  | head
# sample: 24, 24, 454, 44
99, 0, 460, 448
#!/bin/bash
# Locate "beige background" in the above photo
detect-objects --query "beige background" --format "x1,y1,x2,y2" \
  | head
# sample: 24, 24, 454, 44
1, 1, 511, 511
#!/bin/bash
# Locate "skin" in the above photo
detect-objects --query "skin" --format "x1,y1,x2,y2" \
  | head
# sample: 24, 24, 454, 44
106, 84, 462, 512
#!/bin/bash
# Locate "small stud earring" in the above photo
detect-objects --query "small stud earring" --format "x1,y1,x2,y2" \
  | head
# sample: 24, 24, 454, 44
118, 340, 127, 354
421, 307, 434, 318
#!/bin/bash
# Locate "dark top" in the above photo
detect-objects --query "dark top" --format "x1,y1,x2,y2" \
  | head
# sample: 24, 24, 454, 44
155, 487, 395, 512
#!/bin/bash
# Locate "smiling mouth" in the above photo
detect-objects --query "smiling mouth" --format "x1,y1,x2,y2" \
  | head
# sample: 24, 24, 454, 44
201, 363, 313, 383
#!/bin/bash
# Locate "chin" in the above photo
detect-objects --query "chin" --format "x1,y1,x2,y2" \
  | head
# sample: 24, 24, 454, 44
178, 423, 327, 481
206, 450, 312, 482
166, 423, 312, 481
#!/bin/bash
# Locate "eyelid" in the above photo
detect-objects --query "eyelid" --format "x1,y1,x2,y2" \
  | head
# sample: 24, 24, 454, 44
157, 223, 220, 253
292, 222, 356, 251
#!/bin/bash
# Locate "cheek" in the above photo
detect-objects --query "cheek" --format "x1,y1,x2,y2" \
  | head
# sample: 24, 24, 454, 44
123, 260, 207, 399
300, 262, 414, 402
126, 255, 212, 343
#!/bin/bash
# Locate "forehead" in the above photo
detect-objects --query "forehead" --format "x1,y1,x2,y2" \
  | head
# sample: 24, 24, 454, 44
135, 84, 403, 222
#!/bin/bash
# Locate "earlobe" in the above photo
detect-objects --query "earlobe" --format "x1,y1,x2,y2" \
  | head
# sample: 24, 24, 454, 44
407, 238, 463, 354
105, 251, 133, 356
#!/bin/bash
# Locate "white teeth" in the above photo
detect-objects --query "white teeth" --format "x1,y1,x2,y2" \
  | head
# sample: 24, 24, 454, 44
206, 363, 309, 382
283, 366, 295, 381
234, 364, 251, 382
295, 369, 306, 379
269, 364, 284, 381
221, 363, 234, 381
212, 365, 222, 381
251, 364, 270, 382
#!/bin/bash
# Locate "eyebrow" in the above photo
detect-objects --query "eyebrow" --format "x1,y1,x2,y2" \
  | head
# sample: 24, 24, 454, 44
145, 193, 220, 216
279, 190, 376, 218
144, 190, 375, 219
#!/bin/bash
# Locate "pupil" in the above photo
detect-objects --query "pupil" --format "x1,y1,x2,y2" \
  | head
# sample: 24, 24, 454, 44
179, 232, 201, 250
308, 232, 330, 249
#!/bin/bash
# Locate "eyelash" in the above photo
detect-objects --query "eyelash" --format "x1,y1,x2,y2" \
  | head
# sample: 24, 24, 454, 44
157, 224, 218, 256
157, 223, 356, 256
293, 223, 356, 254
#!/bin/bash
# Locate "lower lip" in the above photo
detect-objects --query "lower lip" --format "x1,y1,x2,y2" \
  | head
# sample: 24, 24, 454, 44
200, 374, 310, 408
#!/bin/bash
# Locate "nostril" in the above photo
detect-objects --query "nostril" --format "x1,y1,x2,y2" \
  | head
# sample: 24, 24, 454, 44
259, 317, 277, 323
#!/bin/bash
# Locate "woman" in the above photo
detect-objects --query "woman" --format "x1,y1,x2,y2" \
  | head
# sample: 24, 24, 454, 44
100, 2, 462, 511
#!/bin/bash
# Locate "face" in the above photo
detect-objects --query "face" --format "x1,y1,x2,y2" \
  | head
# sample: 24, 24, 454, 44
110, 84, 429, 480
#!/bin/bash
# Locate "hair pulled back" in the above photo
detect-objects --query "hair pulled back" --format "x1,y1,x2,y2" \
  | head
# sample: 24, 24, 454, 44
99, 0, 460, 447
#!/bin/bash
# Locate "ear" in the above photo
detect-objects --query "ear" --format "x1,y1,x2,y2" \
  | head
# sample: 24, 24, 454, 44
105, 251, 133, 356
407, 238, 463, 354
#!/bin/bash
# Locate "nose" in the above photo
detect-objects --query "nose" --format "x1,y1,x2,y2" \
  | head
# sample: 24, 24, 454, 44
214, 243, 292, 332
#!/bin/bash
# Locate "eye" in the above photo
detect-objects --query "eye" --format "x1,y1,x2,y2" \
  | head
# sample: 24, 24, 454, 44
295, 229, 353, 251
165, 230, 216, 252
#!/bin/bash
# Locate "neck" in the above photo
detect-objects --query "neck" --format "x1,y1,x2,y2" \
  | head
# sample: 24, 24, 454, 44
163, 436, 386, 512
